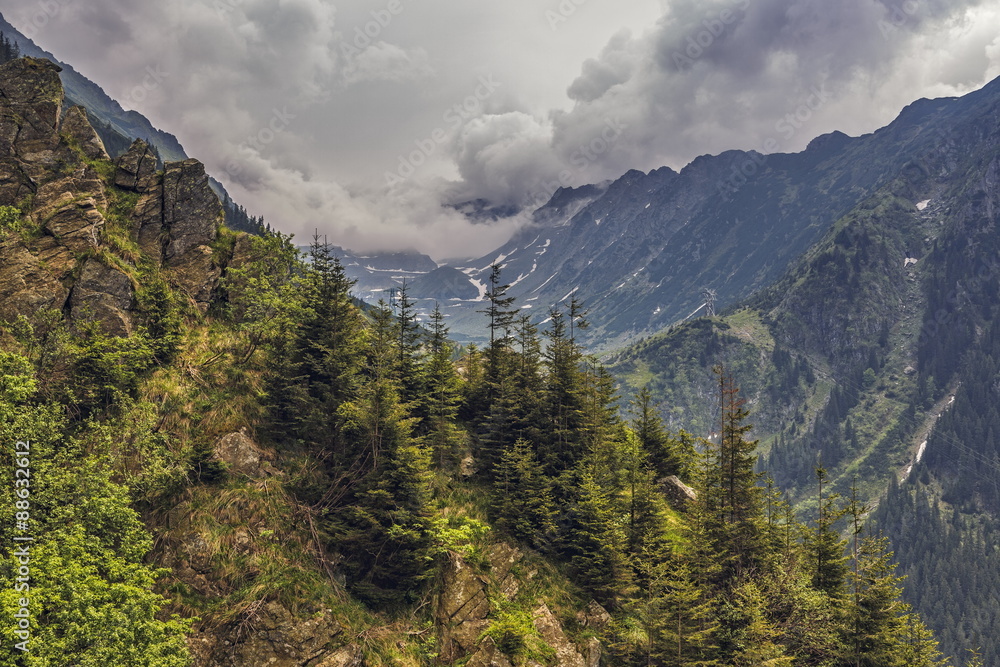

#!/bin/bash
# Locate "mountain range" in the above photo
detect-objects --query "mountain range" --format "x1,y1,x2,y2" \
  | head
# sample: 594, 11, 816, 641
3, 12, 1000, 663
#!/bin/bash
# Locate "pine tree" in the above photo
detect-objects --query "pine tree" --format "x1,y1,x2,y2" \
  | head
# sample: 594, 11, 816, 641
808, 465, 849, 598
492, 439, 555, 547
563, 471, 630, 607
331, 300, 434, 607
423, 303, 462, 467
629, 386, 692, 479
270, 234, 363, 456
540, 308, 586, 478
392, 281, 424, 406
700, 367, 767, 582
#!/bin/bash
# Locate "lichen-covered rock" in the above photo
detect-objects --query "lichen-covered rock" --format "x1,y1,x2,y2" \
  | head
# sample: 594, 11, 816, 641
67, 259, 135, 336
114, 139, 159, 193
531, 603, 586, 667
163, 158, 220, 260
61, 105, 109, 161
0, 237, 72, 318
437, 552, 491, 662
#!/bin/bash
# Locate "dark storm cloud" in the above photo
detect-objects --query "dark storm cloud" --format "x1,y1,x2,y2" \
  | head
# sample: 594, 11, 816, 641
3, 0, 998, 257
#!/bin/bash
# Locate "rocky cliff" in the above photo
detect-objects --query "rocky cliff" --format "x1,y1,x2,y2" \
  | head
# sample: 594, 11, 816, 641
0, 57, 225, 335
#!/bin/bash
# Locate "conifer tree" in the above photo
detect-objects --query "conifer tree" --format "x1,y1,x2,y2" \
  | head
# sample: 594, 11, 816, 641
332, 300, 433, 607
269, 234, 362, 456
392, 281, 424, 406
423, 303, 462, 466
700, 368, 767, 582
562, 471, 630, 607
492, 439, 555, 547
808, 465, 849, 598
540, 308, 586, 477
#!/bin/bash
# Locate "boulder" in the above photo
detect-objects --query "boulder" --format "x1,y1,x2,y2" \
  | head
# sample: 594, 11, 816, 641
465, 637, 514, 667
114, 139, 159, 193
191, 601, 342, 667
660, 475, 697, 510
212, 429, 275, 477
577, 600, 612, 630
315, 644, 365, 667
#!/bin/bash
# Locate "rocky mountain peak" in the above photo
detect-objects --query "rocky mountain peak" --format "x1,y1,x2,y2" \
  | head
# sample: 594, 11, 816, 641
0, 57, 231, 335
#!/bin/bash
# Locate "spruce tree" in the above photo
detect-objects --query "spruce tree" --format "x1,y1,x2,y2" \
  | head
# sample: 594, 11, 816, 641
491, 439, 555, 547
808, 466, 849, 598
332, 301, 433, 607
423, 303, 462, 467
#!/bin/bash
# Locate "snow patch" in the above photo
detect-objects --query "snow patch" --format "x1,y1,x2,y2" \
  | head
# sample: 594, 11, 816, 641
916, 440, 927, 463
559, 287, 579, 302
645, 203, 651, 209
469, 278, 487, 301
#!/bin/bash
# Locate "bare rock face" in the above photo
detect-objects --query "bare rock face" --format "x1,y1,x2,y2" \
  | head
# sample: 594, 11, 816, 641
67, 259, 135, 336
113, 142, 223, 309
114, 138, 159, 193
437, 552, 491, 662
0, 57, 64, 204
163, 159, 220, 259
188, 601, 343, 667
530, 603, 587, 667
660, 475, 697, 510
0, 236, 73, 317
61, 105, 109, 161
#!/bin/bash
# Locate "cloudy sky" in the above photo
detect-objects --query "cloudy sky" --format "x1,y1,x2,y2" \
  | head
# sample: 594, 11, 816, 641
5, 0, 1000, 258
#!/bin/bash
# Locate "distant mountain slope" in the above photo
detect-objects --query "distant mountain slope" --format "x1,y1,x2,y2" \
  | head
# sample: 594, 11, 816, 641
607, 70, 1000, 666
